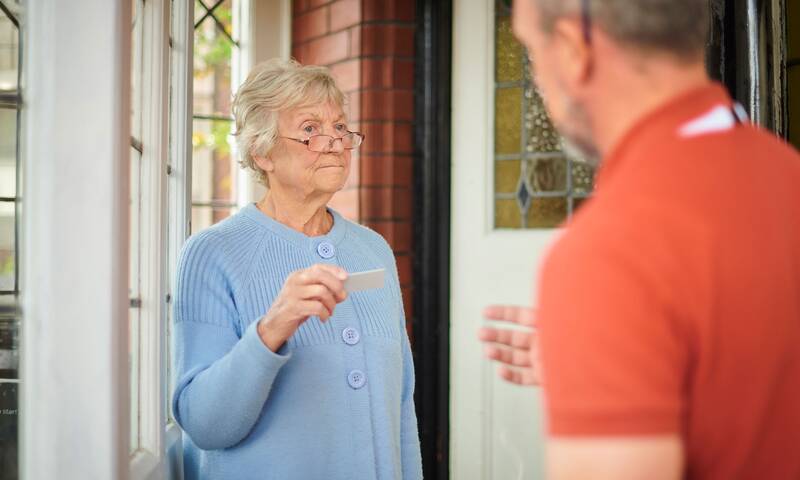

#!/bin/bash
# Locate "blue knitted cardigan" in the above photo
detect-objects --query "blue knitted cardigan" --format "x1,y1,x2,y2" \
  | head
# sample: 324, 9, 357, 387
172, 204, 423, 480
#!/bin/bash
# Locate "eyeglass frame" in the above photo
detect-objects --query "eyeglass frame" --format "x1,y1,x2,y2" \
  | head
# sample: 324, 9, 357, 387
581, 0, 592, 45
279, 131, 365, 153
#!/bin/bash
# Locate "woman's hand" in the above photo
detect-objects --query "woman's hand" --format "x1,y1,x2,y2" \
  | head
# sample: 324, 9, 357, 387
258, 264, 348, 352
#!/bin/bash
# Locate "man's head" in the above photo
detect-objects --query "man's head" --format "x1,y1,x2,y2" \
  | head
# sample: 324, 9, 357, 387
513, 0, 710, 162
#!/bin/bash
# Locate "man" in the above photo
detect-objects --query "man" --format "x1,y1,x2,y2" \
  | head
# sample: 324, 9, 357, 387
478, 1, 800, 479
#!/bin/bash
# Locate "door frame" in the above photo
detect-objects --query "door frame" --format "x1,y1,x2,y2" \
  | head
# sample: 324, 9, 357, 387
413, 0, 453, 478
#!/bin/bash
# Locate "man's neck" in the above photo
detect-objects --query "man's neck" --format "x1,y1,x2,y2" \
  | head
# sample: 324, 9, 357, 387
591, 61, 710, 158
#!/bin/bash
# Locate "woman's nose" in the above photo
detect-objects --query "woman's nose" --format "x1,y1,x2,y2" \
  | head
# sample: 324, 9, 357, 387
327, 137, 345, 154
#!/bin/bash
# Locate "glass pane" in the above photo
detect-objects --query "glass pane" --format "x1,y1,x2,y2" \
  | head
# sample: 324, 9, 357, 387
0, 377, 17, 480
493, 3, 595, 230
0, 11, 18, 93
131, 0, 143, 140
0, 110, 15, 198
525, 85, 562, 153
571, 161, 595, 195
495, 159, 520, 194
192, 118, 236, 204
129, 306, 139, 453
193, 0, 234, 117
192, 206, 235, 234
526, 197, 567, 228
495, 87, 522, 154
495, 198, 521, 229
526, 156, 567, 192
128, 142, 140, 454
495, 16, 523, 83
0, 201, 14, 293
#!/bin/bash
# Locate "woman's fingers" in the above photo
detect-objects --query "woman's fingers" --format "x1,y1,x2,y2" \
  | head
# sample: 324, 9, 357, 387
302, 284, 337, 318
295, 265, 348, 302
296, 300, 333, 321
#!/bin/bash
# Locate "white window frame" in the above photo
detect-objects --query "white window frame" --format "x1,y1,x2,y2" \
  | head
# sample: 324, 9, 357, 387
129, 0, 172, 477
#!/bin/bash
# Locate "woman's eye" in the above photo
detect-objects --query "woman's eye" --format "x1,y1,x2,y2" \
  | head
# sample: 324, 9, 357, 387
302, 125, 316, 134
335, 124, 347, 132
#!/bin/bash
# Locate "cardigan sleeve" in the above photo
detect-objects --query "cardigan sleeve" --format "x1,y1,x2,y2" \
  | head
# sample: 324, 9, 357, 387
171, 232, 290, 450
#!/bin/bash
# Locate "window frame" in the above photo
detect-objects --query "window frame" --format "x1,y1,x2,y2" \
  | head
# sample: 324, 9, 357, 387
128, 0, 172, 476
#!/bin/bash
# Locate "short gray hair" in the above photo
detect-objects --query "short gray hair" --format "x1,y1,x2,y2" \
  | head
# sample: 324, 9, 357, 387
231, 59, 346, 185
534, 0, 709, 60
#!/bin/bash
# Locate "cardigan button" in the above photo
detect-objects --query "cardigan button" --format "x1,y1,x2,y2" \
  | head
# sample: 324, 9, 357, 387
347, 369, 366, 389
317, 241, 335, 259
342, 327, 360, 346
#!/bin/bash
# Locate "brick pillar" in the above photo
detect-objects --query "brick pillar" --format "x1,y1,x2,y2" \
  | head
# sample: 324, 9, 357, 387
292, 0, 416, 331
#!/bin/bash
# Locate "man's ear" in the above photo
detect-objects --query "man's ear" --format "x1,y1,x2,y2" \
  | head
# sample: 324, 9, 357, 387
551, 17, 593, 87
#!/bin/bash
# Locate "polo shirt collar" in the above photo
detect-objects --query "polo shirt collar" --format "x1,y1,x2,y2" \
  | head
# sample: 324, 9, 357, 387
596, 82, 733, 188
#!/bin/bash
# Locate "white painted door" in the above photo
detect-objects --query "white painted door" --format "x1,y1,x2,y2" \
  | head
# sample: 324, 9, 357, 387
450, 0, 561, 478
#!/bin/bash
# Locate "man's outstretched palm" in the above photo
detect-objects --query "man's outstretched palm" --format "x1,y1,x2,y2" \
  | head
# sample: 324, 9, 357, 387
478, 305, 542, 386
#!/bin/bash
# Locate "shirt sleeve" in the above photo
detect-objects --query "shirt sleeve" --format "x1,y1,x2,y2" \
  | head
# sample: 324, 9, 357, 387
537, 232, 690, 437
171, 232, 290, 450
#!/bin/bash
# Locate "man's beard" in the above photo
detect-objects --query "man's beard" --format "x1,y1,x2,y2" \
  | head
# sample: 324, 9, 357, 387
546, 88, 602, 166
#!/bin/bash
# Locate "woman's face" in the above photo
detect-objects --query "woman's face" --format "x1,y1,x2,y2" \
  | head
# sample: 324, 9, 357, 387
257, 102, 352, 198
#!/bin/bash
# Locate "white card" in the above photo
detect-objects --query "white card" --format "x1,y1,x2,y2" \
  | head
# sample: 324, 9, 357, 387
344, 268, 385, 293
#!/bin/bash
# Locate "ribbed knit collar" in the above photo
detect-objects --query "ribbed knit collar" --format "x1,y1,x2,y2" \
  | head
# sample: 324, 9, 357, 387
240, 203, 348, 249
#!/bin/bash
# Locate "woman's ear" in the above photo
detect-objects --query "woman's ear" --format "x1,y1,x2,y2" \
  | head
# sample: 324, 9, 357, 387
253, 154, 274, 174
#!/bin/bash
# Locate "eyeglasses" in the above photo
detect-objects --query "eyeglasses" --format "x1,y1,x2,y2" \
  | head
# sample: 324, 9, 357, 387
581, 0, 592, 45
280, 131, 365, 153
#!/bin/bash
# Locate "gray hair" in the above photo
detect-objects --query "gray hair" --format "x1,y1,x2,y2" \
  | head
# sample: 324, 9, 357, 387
534, 0, 709, 60
231, 58, 346, 185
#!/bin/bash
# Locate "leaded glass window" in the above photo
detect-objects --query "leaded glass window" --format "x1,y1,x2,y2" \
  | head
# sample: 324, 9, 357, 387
192, 0, 239, 232
0, 1, 20, 478
494, 0, 595, 229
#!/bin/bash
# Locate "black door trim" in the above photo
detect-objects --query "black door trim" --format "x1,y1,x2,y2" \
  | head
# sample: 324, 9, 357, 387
413, 0, 452, 478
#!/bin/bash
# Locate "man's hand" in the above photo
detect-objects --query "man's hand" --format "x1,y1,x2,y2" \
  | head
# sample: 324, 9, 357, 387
478, 305, 542, 386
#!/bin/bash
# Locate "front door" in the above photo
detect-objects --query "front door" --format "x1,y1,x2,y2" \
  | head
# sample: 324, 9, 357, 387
449, 0, 595, 478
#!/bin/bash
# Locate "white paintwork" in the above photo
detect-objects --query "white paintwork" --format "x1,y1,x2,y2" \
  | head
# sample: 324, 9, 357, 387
21, 0, 131, 478
450, 0, 557, 478
130, 0, 172, 478
164, 0, 195, 478
235, 0, 292, 206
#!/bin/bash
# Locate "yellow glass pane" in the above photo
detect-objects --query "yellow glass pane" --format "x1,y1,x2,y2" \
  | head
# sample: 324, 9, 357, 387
526, 197, 567, 228
495, 87, 522, 154
496, 16, 524, 83
495, 199, 521, 228
526, 157, 567, 192
495, 159, 521, 194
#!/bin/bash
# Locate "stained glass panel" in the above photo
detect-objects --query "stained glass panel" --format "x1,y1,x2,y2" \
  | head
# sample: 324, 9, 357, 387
493, 1, 595, 229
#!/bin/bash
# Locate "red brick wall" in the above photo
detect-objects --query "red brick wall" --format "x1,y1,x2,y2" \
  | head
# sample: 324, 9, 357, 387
292, 0, 417, 329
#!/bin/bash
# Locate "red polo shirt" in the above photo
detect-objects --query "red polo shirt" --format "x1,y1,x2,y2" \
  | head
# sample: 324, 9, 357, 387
538, 83, 800, 479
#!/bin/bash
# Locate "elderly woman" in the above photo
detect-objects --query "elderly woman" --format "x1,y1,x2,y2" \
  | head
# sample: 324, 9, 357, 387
172, 59, 422, 479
